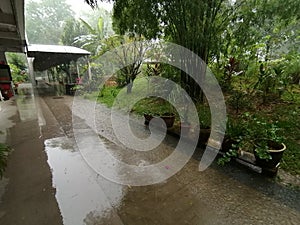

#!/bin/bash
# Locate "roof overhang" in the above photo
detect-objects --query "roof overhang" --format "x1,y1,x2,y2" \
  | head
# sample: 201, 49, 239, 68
27, 44, 91, 71
0, 0, 26, 52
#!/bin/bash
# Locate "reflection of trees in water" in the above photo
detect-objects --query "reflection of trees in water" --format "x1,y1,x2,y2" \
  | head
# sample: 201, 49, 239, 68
84, 210, 122, 225
18, 87, 32, 97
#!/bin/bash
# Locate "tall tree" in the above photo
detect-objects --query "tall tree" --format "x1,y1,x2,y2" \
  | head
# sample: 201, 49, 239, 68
26, 0, 74, 44
221, 0, 300, 63
61, 18, 89, 47
84, 0, 300, 100
111, 0, 236, 101
100, 34, 149, 93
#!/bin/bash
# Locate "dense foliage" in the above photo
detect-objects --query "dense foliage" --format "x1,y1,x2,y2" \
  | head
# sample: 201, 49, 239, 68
84, 0, 300, 102
81, 0, 300, 175
26, 0, 74, 44
6, 53, 29, 84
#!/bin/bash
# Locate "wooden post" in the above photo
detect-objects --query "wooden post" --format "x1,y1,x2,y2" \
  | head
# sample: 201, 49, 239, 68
87, 57, 92, 80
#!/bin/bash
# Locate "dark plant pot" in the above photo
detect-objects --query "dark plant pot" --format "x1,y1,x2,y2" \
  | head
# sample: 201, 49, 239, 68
144, 113, 175, 128
159, 113, 175, 128
65, 83, 76, 95
221, 136, 237, 152
144, 114, 153, 125
254, 142, 286, 169
195, 128, 211, 147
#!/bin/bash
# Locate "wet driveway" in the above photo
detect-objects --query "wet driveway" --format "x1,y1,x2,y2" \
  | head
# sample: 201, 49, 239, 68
1, 83, 300, 225
44, 136, 300, 225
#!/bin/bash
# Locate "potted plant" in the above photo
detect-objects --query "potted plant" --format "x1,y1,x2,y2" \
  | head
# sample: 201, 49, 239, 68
218, 117, 244, 163
219, 112, 286, 173
143, 111, 154, 125
193, 106, 212, 146
144, 109, 175, 128
143, 97, 175, 128
159, 112, 176, 128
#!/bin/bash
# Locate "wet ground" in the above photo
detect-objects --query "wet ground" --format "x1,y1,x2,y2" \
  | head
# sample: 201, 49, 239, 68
0, 82, 299, 225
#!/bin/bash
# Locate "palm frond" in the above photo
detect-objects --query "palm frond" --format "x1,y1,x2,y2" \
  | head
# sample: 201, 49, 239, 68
79, 18, 96, 35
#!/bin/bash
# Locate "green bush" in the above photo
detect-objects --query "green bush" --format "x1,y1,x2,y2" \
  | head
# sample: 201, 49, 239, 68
218, 112, 285, 165
283, 55, 300, 84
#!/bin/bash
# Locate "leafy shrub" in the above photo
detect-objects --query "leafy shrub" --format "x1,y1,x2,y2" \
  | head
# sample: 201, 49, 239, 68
283, 55, 300, 84
218, 112, 285, 164
227, 90, 252, 113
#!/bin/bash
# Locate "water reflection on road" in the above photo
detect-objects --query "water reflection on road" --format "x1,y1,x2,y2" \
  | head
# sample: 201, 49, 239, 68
44, 133, 300, 225
45, 137, 125, 225
15, 83, 37, 121
37, 84, 300, 225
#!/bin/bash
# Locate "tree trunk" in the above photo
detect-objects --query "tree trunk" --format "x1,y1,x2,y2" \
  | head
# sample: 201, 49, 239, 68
127, 80, 133, 94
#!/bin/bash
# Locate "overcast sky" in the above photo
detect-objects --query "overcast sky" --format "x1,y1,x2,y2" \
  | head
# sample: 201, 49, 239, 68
26, 0, 113, 15
65, 0, 113, 15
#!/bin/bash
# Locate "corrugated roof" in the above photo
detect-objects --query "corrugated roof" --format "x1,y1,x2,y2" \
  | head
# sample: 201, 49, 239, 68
27, 44, 90, 71
27, 44, 90, 55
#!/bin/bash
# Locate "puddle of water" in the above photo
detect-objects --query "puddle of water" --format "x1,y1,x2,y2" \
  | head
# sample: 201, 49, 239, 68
0, 100, 17, 128
84, 210, 125, 225
45, 137, 125, 225
15, 96, 37, 121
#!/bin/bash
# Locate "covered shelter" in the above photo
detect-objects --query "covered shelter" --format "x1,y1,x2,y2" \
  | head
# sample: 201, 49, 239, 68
26, 44, 91, 95
26, 44, 90, 72
0, 1, 91, 97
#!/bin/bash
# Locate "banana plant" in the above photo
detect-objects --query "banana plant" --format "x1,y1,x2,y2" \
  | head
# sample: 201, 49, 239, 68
74, 17, 106, 55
